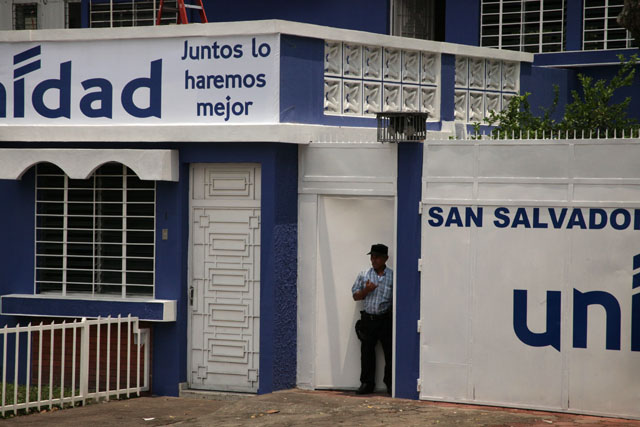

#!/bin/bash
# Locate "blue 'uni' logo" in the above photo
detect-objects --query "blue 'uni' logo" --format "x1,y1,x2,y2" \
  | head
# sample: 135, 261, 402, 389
513, 254, 640, 352
0, 45, 162, 119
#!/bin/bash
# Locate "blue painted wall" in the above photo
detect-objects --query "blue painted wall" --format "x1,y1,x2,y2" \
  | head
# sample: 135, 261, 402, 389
0, 172, 35, 304
0, 172, 35, 383
444, 0, 480, 46
395, 142, 423, 399
151, 170, 187, 396
527, 51, 640, 123
565, 0, 583, 51
204, 0, 390, 34
520, 64, 578, 124
440, 54, 456, 122
577, 63, 640, 123
280, 35, 324, 125
0, 141, 298, 396
271, 145, 298, 391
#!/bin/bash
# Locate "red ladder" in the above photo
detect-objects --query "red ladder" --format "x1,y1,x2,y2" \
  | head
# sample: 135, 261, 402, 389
156, 0, 207, 25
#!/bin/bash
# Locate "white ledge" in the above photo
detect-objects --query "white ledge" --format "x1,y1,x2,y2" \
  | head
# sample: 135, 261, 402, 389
1, 293, 177, 322
0, 19, 534, 63
0, 123, 379, 144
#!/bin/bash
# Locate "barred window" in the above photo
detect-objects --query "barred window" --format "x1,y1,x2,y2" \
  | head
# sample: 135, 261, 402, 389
392, 0, 435, 40
65, 0, 82, 29
583, 0, 634, 50
481, 0, 566, 53
89, 0, 176, 27
35, 163, 155, 298
13, 3, 38, 30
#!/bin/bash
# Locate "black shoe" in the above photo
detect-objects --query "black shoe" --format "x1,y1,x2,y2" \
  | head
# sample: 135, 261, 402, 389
356, 383, 374, 395
386, 386, 391, 395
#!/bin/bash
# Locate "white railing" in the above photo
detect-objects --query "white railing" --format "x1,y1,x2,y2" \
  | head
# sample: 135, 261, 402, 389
447, 127, 640, 141
0, 315, 149, 416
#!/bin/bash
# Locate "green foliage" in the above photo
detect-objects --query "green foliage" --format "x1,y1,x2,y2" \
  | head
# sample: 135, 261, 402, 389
482, 54, 639, 139
560, 55, 638, 133
0, 383, 77, 417
484, 86, 559, 138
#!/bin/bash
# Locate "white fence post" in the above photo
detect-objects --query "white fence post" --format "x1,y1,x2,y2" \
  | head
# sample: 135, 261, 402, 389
25, 323, 31, 411
106, 315, 111, 401
60, 320, 66, 406
37, 322, 43, 411
116, 314, 121, 400
79, 318, 90, 405
2, 325, 7, 416
13, 323, 19, 415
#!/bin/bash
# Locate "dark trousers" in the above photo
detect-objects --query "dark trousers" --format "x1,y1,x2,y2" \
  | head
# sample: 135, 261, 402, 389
359, 311, 392, 389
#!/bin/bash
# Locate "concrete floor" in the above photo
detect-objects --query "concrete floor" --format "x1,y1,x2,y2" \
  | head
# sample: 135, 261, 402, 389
3, 389, 638, 426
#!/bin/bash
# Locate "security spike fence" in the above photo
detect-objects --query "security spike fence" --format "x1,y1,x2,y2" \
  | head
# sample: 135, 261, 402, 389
0, 315, 149, 417
454, 127, 640, 141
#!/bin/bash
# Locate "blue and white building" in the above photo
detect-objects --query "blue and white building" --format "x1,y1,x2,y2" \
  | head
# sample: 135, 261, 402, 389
0, 0, 639, 419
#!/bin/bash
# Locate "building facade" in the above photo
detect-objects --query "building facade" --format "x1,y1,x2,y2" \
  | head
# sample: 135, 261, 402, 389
0, 0, 639, 419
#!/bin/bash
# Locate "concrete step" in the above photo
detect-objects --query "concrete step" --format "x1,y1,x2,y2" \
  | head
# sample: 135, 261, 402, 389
178, 383, 254, 401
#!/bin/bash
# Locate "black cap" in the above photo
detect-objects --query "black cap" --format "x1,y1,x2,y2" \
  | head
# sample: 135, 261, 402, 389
367, 244, 388, 256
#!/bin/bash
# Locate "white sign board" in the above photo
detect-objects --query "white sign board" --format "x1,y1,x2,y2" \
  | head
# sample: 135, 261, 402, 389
0, 35, 279, 124
420, 141, 640, 419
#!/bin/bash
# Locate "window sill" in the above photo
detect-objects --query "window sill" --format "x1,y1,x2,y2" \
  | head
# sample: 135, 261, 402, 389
0, 294, 176, 322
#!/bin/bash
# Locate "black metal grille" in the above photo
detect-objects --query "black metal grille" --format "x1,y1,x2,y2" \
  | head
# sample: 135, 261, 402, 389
376, 112, 428, 143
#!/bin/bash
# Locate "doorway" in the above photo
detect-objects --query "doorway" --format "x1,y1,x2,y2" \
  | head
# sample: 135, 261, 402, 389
188, 163, 261, 392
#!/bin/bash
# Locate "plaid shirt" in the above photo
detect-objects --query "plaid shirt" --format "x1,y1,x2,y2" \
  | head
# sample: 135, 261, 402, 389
351, 266, 393, 315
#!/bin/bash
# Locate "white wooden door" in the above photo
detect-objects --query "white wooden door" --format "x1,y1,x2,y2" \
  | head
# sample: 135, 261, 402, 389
188, 163, 261, 392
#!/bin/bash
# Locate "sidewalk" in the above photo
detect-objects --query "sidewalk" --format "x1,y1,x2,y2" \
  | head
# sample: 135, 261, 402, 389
2, 389, 638, 426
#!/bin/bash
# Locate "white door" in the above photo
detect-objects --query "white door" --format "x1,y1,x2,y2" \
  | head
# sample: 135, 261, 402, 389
188, 163, 261, 392
314, 196, 395, 390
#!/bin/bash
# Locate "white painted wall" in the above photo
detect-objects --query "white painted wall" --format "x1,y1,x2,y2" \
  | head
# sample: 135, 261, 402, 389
0, 0, 11, 30
297, 142, 397, 391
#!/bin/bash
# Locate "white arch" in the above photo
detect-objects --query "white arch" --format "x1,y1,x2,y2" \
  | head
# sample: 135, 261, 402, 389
0, 149, 178, 181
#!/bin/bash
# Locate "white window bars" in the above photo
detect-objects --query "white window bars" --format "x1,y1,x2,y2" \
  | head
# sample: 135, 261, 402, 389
89, 0, 177, 27
0, 315, 149, 416
583, 0, 634, 50
481, 0, 566, 53
35, 163, 156, 298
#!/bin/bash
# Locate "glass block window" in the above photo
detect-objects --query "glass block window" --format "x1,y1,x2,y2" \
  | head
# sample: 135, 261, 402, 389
481, 0, 566, 53
583, 0, 634, 50
324, 40, 440, 121
392, 0, 435, 40
90, 0, 176, 27
13, 3, 38, 30
35, 163, 156, 298
454, 56, 519, 123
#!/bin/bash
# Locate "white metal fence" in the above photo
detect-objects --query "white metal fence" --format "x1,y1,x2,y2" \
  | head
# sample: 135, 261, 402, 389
0, 315, 149, 416
452, 127, 640, 141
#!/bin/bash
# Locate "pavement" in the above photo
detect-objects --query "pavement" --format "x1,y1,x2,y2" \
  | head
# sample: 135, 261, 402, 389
2, 389, 639, 426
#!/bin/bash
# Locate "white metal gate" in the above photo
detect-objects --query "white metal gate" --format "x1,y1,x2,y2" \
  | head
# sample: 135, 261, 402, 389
418, 139, 640, 419
188, 163, 261, 392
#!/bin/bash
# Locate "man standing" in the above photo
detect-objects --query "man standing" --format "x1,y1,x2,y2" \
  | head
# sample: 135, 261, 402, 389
352, 243, 393, 395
